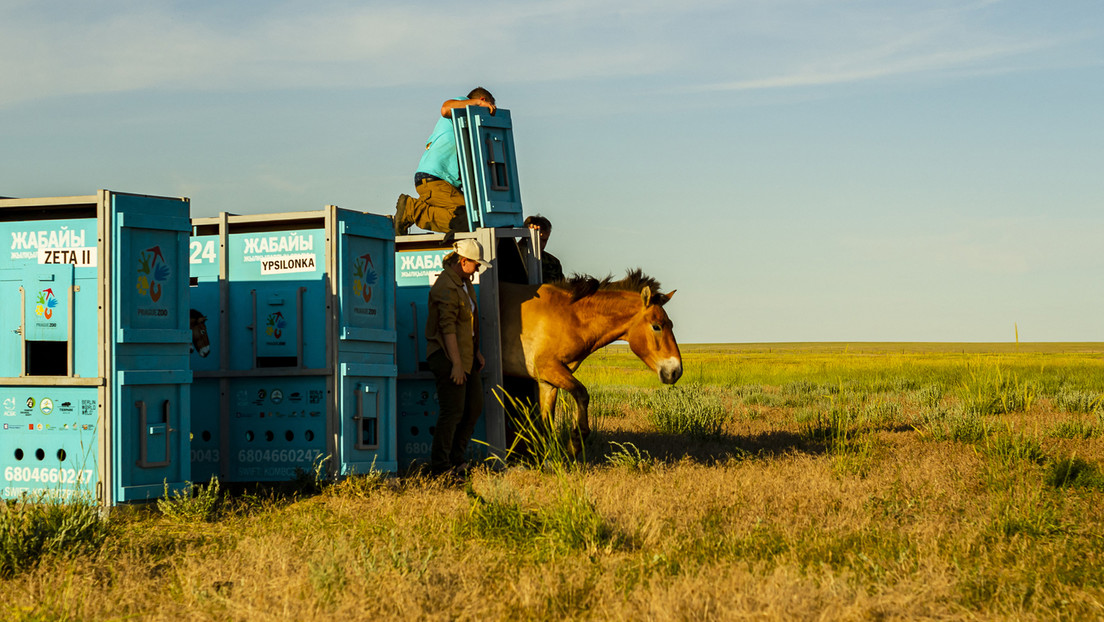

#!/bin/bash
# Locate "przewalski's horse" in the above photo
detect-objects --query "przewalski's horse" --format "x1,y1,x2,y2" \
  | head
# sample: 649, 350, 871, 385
499, 269, 682, 454
190, 309, 211, 358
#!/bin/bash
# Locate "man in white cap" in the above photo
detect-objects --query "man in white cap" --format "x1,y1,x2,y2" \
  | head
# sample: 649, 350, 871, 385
424, 238, 491, 477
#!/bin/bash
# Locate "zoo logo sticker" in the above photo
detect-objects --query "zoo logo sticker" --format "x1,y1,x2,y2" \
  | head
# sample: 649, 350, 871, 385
39, 399, 53, 415
265, 312, 287, 339
35, 288, 59, 320
136, 245, 171, 303
353, 253, 378, 303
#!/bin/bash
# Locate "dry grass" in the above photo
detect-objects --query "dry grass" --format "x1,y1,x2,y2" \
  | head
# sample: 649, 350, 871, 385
3, 343, 1104, 620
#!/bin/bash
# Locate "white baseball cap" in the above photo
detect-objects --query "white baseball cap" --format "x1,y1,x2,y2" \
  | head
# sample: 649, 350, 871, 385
454, 239, 492, 272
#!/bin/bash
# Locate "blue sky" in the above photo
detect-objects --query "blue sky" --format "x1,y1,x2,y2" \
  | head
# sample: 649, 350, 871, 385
2, 1, 1102, 343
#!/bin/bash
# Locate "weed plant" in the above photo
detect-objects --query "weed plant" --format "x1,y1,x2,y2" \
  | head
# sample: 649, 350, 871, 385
1054, 387, 1103, 414
588, 386, 646, 419
644, 384, 728, 438
606, 441, 654, 473
1046, 417, 1101, 439
497, 390, 580, 469
979, 426, 1047, 467
959, 362, 1037, 415
780, 379, 833, 406
913, 384, 944, 408
916, 409, 992, 443
0, 495, 109, 578
158, 476, 224, 523
796, 402, 878, 475
1046, 456, 1104, 489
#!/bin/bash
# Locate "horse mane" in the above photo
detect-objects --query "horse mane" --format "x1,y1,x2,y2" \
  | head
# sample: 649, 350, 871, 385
548, 268, 663, 304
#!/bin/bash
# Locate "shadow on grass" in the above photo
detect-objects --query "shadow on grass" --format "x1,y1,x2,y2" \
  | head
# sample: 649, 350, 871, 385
579, 428, 827, 466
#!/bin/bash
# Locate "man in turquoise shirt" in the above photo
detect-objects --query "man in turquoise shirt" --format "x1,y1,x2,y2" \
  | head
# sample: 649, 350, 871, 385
394, 87, 496, 235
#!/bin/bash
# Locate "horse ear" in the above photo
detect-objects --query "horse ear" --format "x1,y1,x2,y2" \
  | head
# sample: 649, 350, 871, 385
652, 290, 675, 305
640, 286, 652, 306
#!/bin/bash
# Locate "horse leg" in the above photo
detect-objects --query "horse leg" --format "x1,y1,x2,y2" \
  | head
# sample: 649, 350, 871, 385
538, 381, 558, 421
535, 363, 592, 458
533, 381, 558, 454
566, 382, 591, 458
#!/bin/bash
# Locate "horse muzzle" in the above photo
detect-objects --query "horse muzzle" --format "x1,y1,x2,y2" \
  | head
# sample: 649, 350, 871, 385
657, 358, 683, 385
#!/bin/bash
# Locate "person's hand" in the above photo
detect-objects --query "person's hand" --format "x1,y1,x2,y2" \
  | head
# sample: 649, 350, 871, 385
475, 98, 496, 115
476, 351, 486, 372
450, 361, 466, 385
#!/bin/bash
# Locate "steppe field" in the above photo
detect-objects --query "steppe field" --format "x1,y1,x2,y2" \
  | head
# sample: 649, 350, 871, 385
3, 343, 1104, 621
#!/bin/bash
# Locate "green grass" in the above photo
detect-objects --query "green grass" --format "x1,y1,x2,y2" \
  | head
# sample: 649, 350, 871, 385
0, 495, 110, 578
5, 342, 1104, 620
644, 384, 729, 439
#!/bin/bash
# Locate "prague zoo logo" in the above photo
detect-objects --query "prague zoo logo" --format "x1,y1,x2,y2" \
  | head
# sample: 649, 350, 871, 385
266, 312, 287, 339
35, 288, 59, 319
353, 253, 378, 303
136, 245, 171, 302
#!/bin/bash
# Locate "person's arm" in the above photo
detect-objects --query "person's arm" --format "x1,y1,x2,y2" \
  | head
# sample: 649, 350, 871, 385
429, 282, 465, 383
443, 333, 466, 384
440, 97, 495, 118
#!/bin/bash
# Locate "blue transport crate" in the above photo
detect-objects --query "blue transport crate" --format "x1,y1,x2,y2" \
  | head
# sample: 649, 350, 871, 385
452, 107, 525, 230
1, 191, 192, 505
189, 206, 397, 481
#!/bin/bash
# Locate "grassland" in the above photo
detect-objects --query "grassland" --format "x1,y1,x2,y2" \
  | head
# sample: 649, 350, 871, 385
3, 343, 1104, 620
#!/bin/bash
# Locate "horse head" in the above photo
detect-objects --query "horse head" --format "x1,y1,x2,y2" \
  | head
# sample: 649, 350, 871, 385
625, 286, 682, 385
190, 309, 211, 358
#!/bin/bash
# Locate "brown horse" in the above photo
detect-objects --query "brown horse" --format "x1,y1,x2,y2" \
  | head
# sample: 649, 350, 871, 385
499, 269, 682, 453
190, 309, 211, 358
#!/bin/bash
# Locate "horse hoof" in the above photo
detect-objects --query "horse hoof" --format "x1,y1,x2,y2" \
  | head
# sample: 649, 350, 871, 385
569, 438, 584, 459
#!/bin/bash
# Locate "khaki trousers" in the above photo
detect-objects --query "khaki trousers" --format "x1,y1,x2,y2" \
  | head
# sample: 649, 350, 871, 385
408, 179, 469, 234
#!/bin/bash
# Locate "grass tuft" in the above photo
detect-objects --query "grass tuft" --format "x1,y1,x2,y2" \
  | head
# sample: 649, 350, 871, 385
157, 476, 223, 523
497, 390, 580, 469
645, 384, 728, 439
959, 363, 1037, 415
465, 480, 617, 555
1046, 456, 1104, 489
606, 441, 654, 473
0, 495, 110, 578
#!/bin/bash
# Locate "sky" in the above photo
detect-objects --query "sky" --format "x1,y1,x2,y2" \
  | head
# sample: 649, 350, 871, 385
2, 0, 1102, 344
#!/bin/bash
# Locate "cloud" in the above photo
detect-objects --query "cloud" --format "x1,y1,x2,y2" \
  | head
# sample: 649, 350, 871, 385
0, 0, 686, 108
1, 0, 1095, 109
703, 41, 1050, 91
692, 1, 1073, 92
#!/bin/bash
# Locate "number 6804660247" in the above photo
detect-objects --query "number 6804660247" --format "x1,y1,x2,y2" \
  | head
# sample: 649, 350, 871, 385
3, 466, 93, 485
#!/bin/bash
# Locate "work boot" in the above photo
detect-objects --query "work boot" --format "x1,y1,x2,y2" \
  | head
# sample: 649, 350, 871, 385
394, 194, 415, 235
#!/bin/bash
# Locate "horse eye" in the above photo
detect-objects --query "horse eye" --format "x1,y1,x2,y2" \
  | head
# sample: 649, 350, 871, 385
651, 324, 661, 332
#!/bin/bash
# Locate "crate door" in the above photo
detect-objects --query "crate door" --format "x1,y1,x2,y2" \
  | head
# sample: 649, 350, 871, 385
110, 193, 192, 502
453, 108, 524, 229
338, 368, 397, 474
334, 211, 397, 474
